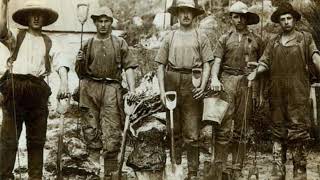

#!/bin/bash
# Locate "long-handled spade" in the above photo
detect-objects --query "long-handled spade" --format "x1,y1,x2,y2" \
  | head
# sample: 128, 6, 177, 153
76, 3, 89, 133
118, 97, 136, 180
164, 91, 183, 180
56, 96, 71, 180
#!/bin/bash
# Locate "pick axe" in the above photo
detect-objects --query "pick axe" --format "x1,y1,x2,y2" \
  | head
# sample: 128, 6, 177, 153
118, 96, 136, 180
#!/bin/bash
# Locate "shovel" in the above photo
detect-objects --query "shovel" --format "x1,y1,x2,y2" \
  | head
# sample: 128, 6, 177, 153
164, 91, 183, 180
56, 96, 71, 180
118, 96, 136, 180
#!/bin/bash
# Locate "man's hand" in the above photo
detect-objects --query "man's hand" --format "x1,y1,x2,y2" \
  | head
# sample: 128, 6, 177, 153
210, 78, 223, 91
125, 91, 138, 103
57, 83, 69, 100
247, 71, 257, 81
193, 86, 205, 100
76, 50, 84, 61
160, 91, 166, 106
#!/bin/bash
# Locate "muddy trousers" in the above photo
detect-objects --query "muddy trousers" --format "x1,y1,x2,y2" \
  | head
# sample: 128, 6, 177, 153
211, 143, 229, 180
0, 107, 48, 179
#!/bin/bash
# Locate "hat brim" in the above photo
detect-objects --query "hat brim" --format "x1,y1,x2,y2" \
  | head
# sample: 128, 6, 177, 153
271, 9, 301, 23
91, 14, 114, 22
246, 12, 260, 25
13, 7, 58, 27
230, 12, 260, 25
167, 6, 205, 17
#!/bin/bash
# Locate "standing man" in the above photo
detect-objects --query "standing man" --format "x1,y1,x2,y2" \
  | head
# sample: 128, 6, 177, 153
75, 6, 138, 180
155, 0, 214, 179
210, 1, 263, 179
248, 2, 320, 179
0, 0, 70, 179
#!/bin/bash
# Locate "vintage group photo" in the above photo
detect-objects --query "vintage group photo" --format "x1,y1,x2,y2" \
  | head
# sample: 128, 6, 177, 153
1, 0, 320, 179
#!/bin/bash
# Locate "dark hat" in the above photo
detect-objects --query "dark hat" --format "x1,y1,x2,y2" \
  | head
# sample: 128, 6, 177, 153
12, 0, 58, 27
167, 0, 205, 17
271, 2, 301, 23
229, 1, 260, 25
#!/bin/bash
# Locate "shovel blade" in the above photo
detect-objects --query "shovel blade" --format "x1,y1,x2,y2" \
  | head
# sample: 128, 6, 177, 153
164, 163, 184, 180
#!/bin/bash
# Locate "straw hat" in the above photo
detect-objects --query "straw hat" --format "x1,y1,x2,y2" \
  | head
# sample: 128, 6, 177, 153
167, 0, 205, 17
271, 2, 301, 23
229, 1, 260, 25
12, 0, 58, 27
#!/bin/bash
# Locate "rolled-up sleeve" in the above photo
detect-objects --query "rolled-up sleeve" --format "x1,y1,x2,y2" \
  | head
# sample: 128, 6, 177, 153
258, 39, 274, 69
154, 32, 170, 65
50, 40, 71, 72
213, 35, 225, 60
308, 34, 320, 58
200, 33, 214, 63
0, 30, 16, 52
120, 38, 138, 70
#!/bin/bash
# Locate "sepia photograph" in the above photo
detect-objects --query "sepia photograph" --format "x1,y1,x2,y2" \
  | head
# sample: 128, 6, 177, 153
0, 0, 320, 179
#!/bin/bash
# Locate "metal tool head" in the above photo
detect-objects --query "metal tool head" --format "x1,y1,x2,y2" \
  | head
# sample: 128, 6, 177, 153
165, 91, 177, 110
56, 95, 71, 115
192, 68, 202, 88
77, 3, 89, 24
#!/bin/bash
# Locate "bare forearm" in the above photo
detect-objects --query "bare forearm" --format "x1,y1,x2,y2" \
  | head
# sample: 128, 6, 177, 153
0, 0, 8, 38
211, 58, 221, 80
126, 68, 136, 92
58, 67, 68, 87
157, 64, 166, 93
200, 62, 210, 89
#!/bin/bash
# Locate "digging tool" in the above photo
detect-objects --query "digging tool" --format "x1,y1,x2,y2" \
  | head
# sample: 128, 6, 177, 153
56, 96, 71, 180
163, 91, 183, 180
166, 91, 177, 172
118, 96, 136, 180
76, 2, 89, 134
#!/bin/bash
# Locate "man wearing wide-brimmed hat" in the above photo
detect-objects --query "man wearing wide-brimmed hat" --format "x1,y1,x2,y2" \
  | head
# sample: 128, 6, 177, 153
75, 5, 138, 180
210, 1, 264, 179
155, 0, 214, 179
248, 2, 320, 179
0, 0, 70, 179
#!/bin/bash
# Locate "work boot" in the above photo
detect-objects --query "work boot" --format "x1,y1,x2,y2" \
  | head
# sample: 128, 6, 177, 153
27, 143, 45, 179
231, 143, 245, 179
187, 146, 200, 178
211, 143, 229, 180
269, 142, 286, 180
292, 145, 307, 180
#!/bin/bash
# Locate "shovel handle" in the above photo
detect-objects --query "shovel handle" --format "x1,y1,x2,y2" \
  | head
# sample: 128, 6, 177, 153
170, 109, 177, 172
118, 115, 130, 179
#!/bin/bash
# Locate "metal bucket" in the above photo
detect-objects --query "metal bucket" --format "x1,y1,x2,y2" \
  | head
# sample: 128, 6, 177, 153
202, 96, 229, 125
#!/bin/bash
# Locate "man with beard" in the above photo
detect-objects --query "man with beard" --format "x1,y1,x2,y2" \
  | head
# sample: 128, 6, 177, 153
75, 6, 138, 180
0, 0, 70, 179
155, 0, 214, 179
210, 1, 263, 179
248, 2, 320, 179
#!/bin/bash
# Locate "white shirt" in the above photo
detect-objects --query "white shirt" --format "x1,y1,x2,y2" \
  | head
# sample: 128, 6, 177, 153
0, 29, 70, 77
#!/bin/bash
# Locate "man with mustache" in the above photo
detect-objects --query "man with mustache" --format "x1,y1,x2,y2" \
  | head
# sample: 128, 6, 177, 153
0, 0, 70, 179
210, 1, 263, 179
248, 2, 320, 179
75, 6, 138, 180
155, 0, 214, 179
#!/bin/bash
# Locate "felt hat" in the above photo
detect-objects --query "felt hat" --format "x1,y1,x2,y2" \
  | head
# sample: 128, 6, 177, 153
91, 6, 114, 22
229, 1, 260, 25
271, 2, 301, 23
